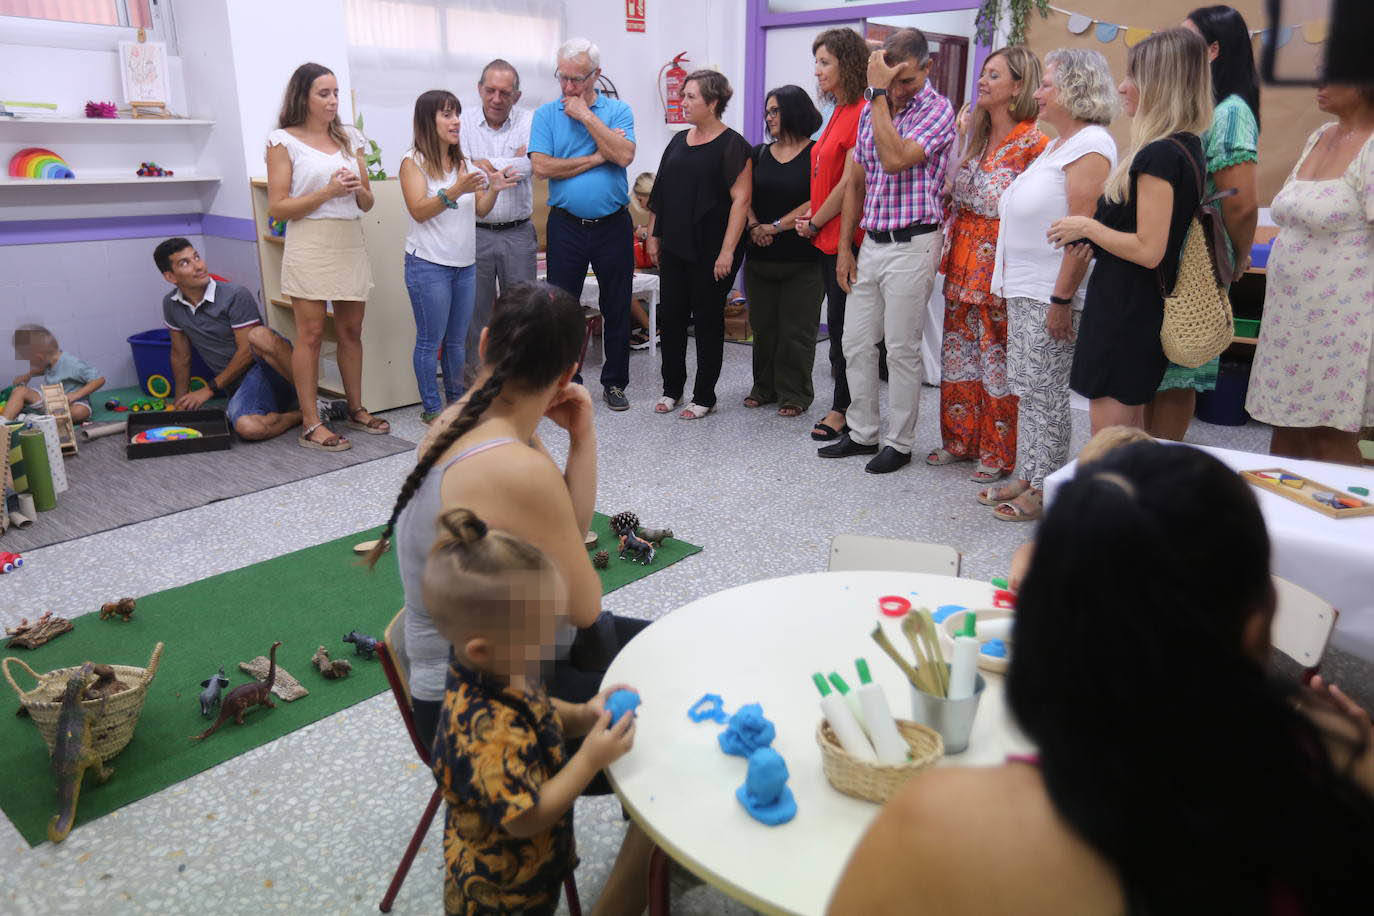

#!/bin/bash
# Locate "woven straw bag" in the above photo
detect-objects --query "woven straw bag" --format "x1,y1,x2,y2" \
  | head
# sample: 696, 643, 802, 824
1158, 137, 1237, 369
4, 642, 163, 763
816, 718, 943, 803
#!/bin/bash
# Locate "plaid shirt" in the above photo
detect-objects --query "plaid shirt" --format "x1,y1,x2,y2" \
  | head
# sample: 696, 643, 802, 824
853, 81, 956, 232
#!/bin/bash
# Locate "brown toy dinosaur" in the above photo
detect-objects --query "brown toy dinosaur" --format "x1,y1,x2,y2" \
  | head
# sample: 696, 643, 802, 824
190, 641, 281, 741
49, 663, 114, 843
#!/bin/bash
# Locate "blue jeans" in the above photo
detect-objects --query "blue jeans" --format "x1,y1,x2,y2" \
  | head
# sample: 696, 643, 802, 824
404, 253, 475, 414
226, 358, 298, 428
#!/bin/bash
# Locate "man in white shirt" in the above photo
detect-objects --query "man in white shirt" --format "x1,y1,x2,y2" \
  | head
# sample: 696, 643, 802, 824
461, 59, 536, 381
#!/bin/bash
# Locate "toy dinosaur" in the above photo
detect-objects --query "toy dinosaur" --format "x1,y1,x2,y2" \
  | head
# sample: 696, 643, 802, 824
198, 666, 230, 717
343, 630, 379, 659
191, 642, 280, 740
48, 663, 114, 843
617, 531, 656, 565
82, 664, 128, 701
311, 646, 352, 679
99, 598, 136, 622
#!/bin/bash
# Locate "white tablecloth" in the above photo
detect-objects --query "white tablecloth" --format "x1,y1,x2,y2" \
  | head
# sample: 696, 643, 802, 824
605, 571, 1030, 915
1045, 445, 1374, 660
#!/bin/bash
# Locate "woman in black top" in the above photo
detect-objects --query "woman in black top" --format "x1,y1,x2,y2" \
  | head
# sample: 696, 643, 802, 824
744, 85, 823, 417
1049, 28, 1213, 433
647, 69, 753, 419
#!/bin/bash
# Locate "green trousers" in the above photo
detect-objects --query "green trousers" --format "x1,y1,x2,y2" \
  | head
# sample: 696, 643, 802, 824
745, 257, 824, 410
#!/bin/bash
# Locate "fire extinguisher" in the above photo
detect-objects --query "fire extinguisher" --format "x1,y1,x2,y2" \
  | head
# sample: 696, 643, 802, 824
659, 52, 690, 124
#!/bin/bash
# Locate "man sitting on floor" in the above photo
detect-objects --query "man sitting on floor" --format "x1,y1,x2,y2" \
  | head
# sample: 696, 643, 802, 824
154, 237, 301, 440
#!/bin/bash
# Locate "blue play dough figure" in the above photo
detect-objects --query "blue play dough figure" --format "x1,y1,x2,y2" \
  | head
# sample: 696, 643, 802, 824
736, 747, 797, 826
981, 638, 1008, 658
932, 604, 967, 624
688, 693, 729, 723
606, 689, 641, 725
718, 703, 776, 757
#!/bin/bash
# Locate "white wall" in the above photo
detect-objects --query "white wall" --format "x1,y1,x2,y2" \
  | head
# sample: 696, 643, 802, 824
0, 43, 188, 119
565, 0, 747, 181
174, 0, 251, 219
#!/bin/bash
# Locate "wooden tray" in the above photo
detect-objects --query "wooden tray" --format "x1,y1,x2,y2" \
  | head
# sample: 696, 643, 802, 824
1241, 469, 1374, 519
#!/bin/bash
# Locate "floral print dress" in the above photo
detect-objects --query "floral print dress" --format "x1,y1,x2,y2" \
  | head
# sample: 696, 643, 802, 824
938, 119, 1048, 469
1246, 125, 1374, 432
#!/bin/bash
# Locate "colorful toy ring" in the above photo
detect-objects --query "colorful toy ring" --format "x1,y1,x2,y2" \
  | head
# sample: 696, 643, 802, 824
145, 374, 172, 398
878, 595, 912, 618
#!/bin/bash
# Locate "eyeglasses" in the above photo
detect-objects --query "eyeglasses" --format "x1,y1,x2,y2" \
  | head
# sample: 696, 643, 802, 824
556, 70, 597, 86
764, 107, 781, 118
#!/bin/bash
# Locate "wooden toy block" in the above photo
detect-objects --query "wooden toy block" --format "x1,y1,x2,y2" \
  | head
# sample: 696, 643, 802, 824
39, 384, 78, 456
1241, 468, 1374, 519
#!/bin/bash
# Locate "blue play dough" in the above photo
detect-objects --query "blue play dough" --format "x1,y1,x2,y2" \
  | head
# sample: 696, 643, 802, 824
718, 703, 776, 757
688, 693, 729, 723
736, 747, 797, 826
607, 690, 640, 725
981, 638, 1008, 658
932, 604, 967, 624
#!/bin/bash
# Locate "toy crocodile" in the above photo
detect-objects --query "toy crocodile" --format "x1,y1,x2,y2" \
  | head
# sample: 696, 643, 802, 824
48, 663, 115, 843
191, 641, 280, 740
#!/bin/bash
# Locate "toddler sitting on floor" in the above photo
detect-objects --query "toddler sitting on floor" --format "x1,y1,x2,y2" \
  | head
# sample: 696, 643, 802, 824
422, 507, 652, 916
4, 324, 104, 423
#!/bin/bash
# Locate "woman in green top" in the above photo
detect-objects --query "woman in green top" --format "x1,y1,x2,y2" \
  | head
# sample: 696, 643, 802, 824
1146, 5, 1261, 441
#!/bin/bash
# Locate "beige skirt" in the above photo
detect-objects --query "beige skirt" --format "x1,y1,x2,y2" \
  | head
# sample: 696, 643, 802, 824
281, 217, 374, 302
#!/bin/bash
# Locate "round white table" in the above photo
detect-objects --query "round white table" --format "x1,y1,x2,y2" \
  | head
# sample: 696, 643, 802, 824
604, 571, 1033, 916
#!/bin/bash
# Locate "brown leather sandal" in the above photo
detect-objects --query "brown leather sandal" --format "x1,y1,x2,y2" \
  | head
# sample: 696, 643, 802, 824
298, 422, 351, 452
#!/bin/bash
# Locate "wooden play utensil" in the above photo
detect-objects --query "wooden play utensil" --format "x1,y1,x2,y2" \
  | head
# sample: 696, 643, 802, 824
870, 626, 921, 689
353, 539, 382, 555
902, 611, 947, 697
917, 608, 949, 696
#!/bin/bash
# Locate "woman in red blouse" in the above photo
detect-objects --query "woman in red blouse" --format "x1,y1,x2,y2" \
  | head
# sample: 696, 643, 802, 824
796, 27, 869, 442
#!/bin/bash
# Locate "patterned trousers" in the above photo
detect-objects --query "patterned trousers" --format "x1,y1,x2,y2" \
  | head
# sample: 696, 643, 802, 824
939, 290, 1017, 469
1006, 296, 1080, 489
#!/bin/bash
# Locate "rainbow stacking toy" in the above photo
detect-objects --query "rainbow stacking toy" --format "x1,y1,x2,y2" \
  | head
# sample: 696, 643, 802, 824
8, 147, 75, 180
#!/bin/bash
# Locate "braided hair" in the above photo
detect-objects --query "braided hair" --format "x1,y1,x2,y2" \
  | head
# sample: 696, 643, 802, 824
367, 282, 586, 569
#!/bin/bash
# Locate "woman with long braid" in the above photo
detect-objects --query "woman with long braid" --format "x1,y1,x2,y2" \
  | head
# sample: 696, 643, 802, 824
369, 283, 647, 753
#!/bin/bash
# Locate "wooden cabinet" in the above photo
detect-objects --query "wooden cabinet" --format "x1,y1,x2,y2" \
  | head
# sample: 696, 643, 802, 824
249, 178, 420, 412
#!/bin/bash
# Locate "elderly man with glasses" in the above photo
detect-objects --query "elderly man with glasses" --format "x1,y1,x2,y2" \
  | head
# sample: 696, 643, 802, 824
529, 37, 637, 410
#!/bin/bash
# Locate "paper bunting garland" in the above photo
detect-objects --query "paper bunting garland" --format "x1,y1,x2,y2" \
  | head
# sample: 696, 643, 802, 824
1049, 5, 1328, 47
1066, 13, 1092, 35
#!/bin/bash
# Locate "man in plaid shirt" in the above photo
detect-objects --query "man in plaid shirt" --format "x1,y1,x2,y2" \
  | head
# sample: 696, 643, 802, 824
818, 28, 954, 474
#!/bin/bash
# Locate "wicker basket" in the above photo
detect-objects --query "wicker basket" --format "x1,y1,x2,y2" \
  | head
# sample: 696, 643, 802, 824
4, 642, 163, 763
816, 717, 943, 804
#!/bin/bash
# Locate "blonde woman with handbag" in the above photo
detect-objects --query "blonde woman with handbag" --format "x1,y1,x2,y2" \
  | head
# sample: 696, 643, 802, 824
1048, 29, 1212, 433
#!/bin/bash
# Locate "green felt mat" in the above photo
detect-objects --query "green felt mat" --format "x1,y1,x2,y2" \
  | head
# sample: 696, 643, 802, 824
585, 512, 700, 592
1, 517, 698, 846
87, 385, 226, 423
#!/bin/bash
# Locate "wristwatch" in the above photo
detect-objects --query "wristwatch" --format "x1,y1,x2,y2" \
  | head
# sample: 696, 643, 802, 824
863, 87, 888, 102
208, 379, 223, 396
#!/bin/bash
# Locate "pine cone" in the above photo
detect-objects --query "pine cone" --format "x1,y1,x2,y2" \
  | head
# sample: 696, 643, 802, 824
610, 511, 640, 536
592, 550, 609, 569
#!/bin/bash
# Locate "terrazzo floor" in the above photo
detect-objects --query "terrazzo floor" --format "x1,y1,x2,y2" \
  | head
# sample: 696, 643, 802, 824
0, 335, 1309, 914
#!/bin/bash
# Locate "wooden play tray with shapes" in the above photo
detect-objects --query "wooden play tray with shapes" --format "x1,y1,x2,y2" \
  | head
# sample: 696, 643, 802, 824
1241, 469, 1374, 519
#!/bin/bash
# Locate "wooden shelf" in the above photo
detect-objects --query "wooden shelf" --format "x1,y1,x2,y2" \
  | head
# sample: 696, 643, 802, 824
262, 234, 284, 245
0, 117, 215, 127
1231, 336, 1259, 346
0, 174, 220, 187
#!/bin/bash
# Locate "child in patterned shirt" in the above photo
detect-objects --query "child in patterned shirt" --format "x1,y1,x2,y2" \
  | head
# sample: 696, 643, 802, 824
5, 324, 104, 422
423, 507, 652, 916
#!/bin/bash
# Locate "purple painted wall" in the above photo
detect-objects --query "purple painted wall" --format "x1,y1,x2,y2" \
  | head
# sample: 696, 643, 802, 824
0, 213, 257, 247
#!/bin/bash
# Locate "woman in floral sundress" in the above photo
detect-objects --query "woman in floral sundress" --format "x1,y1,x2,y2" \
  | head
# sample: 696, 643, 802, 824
1245, 83, 1374, 466
929, 46, 1048, 483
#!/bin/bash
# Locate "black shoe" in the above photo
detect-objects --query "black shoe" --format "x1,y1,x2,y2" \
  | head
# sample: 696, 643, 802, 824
604, 387, 630, 411
818, 433, 879, 458
865, 446, 912, 474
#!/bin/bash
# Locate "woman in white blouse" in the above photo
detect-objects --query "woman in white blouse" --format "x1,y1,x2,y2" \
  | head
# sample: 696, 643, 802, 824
399, 90, 513, 424
987, 49, 1118, 521
266, 62, 386, 451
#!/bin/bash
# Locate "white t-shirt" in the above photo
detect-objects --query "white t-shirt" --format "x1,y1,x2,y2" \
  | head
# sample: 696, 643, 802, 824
402, 148, 477, 268
991, 124, 1117, 306
265, 125, 366, 221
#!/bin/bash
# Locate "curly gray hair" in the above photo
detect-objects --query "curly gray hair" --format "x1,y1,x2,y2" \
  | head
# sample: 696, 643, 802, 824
1046, 48, 1118, 126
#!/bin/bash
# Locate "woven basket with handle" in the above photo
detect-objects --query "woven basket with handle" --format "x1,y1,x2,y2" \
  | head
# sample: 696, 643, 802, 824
4, 642, 163, 763
816, 717, 943, 804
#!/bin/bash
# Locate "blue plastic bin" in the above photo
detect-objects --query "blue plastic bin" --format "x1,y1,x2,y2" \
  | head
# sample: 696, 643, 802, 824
127, 328, 215, 398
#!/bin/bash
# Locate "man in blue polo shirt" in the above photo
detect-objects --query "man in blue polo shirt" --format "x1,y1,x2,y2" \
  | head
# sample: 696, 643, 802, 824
529, 37, 637, 411
154, 237, 304, 443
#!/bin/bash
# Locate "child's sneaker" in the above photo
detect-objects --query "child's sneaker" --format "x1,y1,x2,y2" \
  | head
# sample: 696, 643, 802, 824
629, 328, 651, 350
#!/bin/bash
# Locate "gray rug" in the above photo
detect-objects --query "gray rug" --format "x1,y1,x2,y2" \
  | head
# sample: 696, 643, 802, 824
1, 426, 413, 551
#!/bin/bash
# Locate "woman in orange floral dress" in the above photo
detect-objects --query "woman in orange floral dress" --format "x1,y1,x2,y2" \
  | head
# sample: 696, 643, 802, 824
928, 47, 1048, 483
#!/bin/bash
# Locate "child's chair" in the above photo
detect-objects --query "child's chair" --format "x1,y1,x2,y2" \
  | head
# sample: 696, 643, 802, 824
376, 610, 583, 915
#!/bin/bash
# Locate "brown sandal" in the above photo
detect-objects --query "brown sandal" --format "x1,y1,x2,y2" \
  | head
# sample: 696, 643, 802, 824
977, 480, 1029, 507
345, 407, 390, 435
994, 489, 1043, 522
298, 422, 351, 452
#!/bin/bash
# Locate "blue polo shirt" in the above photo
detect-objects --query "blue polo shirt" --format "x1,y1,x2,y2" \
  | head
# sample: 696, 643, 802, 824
529, 93, 635, 219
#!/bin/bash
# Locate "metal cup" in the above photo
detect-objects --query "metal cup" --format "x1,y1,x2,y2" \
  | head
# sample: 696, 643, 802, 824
909, 667, 986, 754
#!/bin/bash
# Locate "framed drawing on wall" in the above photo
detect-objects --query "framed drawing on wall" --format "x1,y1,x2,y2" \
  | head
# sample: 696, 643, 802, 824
118, 40, 171, 112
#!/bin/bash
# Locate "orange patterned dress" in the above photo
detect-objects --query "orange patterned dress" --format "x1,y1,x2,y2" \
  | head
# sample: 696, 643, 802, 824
938, 119, 1048, 470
